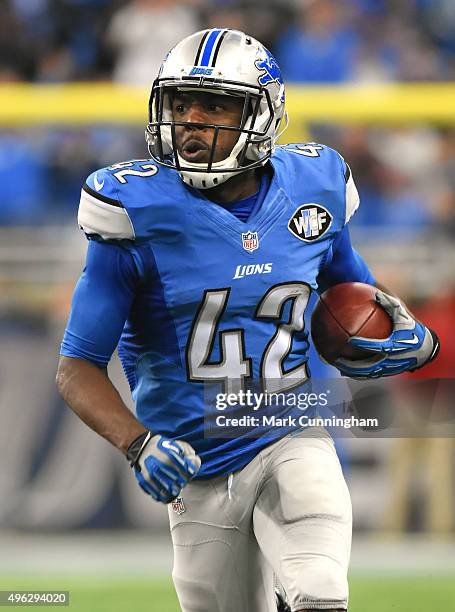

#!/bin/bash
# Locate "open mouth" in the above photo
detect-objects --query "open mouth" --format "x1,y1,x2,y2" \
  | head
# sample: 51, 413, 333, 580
180, 139, 209, 162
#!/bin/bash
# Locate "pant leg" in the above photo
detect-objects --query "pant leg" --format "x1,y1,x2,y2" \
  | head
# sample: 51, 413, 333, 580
168, 467, 276, 612
253, 427, 352, 611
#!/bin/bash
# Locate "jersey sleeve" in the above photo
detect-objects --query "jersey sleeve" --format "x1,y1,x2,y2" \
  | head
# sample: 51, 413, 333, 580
78, 169, 135, 241
60, 240, 141, 367
316, 225, 375, 293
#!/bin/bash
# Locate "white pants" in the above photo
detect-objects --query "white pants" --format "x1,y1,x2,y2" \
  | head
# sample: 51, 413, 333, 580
168, 427, 352, 612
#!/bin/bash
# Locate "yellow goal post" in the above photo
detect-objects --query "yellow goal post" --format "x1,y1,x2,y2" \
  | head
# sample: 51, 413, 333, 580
1, 83, 454, 141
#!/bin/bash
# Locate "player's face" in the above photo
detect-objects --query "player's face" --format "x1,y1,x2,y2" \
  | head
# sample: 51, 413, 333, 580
171, 91, 244, 164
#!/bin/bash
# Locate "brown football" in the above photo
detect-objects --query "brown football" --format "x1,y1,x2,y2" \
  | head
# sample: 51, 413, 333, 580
311, 282, 393, 365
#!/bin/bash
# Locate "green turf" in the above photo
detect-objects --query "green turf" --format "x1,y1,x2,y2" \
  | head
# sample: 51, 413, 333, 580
0, 575, 454, 611
349, 576, 455, 611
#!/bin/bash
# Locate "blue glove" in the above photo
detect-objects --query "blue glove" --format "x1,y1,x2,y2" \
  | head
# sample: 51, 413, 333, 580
127, 432, 201, 503
335, 291, 439, 380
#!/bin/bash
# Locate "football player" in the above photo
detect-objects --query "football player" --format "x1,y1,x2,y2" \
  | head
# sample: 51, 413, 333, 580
56, 29, 439, 612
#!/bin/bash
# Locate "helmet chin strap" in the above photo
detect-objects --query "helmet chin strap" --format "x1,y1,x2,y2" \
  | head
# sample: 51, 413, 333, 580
177, 131, 249, 190
177, 155, 244, 190
178, 167, 246, 190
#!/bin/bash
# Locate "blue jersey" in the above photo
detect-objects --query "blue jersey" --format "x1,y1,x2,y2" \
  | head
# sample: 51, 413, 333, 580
61, 144, 374, 478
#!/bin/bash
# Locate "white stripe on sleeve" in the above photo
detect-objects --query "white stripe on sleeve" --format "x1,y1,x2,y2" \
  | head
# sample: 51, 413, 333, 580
345, 167, 360, 224
78, 189, 135, 240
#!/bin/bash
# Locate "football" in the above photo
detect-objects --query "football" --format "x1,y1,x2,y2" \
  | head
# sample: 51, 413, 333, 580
311, 282, 393, 365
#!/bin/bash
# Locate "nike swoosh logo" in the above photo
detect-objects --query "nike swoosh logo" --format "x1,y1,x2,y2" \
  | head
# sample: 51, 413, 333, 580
399, 334, 420, 345
161, 440, 181, 454
93, 173, 104, 191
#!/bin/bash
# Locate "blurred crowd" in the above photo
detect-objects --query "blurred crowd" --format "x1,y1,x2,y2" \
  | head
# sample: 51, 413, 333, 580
2, 0, 455, 84
0, 0, 454, 234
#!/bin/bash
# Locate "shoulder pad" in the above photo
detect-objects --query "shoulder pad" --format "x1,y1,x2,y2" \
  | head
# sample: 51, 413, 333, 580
79, 159, 165, 241
78, 168, 135, 241
278, 143, 360, 226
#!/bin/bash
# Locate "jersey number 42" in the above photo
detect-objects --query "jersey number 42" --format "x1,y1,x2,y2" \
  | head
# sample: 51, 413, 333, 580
186, 282, 311, 394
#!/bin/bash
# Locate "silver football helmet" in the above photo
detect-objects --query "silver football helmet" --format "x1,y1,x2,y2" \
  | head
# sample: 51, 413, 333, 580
145, 28, 287, 189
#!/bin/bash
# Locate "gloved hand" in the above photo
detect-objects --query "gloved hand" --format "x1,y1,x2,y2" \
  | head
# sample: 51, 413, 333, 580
335, 290, 439, 380
127, 432, 201, 503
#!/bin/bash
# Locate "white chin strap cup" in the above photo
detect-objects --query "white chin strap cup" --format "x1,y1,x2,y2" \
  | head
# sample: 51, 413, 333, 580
177, 155, 246, 190
176, 130, 249, 189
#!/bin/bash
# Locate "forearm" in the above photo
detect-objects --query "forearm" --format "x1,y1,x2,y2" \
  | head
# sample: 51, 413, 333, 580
56, 356, 147, 455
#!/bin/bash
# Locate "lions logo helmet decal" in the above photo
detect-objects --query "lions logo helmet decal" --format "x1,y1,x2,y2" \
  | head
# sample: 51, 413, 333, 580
255, 50, 284, 100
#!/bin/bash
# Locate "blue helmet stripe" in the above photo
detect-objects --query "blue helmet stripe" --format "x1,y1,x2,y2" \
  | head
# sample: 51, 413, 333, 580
199, 29, 224, 66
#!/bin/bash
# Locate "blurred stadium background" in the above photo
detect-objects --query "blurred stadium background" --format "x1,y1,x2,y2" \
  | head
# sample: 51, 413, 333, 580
1, 0, 455, 610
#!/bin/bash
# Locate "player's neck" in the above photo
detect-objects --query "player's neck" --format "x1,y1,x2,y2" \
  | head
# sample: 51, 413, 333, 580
202, 169, 261, 205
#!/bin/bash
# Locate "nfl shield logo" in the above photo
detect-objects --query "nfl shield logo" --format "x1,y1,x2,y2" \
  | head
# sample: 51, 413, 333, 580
241, 231, 259, 252
171, 497, 186, 515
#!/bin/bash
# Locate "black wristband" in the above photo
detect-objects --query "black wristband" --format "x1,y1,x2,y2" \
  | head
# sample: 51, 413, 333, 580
126, 431, 151, 468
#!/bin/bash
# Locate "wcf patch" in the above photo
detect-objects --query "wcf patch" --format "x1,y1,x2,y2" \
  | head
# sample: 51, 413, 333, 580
288, 204, 332, 242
